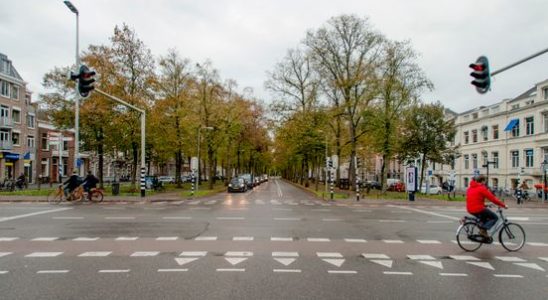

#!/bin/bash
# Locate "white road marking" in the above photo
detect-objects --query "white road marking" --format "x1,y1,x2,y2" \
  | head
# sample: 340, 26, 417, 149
53, 217, 84, 220
383, 240, 404, 244
322, 219, 341, 222
105, 217, 135, 220
26, 252, 63, 257
390, 211, 412, 214
0, 207, 72, 223
225, 257, 248, 265
271, 237, 293, 241
384, 271, 412, 275
494, 274, 523, 278
328, 270, 356, 274
272, 252, 299, 257
190, 207, 211, 210
0, 252, 12, 257
31, 237, 59, 241
225, 251, 253, 257
539, 257, 548, 262
308, 238, 330, 242
130, 251, 159, 257
78, 251, 112, 257
322, 258, 345, 267
528, 242, 548, 246
467, 262, 495, 270
158, 269, 188, 272
344, 239, 367, 243
274, 217, 300, 221
233, 236, 254, 241
273, 269, 301, 273
188, 200, 200, 205
440, 273, 468, 277
116, 237, 139, 241
388, 205, 459, 221
419, 261, 444, 269
313, 209, 331, 212
103, 207, 125, 210
379, 220, 406, 223
407, 255, 435, 260
205, 200, 217, 205
0, 271, 8, 274
156, 237, 178, 241
99, 269, 130, 273
362, 253, 390, 259
195, 236, 217, 241
216, 268, 245, 272
175, 258, 199, 265
73, 237, 99, 241
216, 217, 245, 220
162, 217, 192, 220
353, 209, 371, 212
495, 256, 526, 262
37, 270, 69, 274
427, 221, 453, 224
417, 240, 441, 244
449, 255, 479, 261
0, 237, 19, 241
274, 258, 296, 266
370, 260, 393, 268
513, 263, 545, 271
507, 217, 530, 221
180, 251, 207, 257
317, 252, 343, 258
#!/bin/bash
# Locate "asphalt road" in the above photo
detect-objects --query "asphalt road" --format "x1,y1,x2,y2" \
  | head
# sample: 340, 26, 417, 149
1, 178, 548, 300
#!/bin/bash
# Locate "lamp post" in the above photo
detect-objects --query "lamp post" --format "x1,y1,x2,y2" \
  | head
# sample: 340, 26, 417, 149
196, 126, 214, 191
64, 1, 80, 175
482, 160, 497, 189
541, 160, 548, 204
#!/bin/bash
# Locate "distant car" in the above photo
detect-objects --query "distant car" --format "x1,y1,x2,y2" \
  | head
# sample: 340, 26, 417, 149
158, 176, 175, 184
362, 181, 381, 190
239, 174, 255, 189
387, 181, 406, 192
228, 177, 247, 193
421, 184, 442, 194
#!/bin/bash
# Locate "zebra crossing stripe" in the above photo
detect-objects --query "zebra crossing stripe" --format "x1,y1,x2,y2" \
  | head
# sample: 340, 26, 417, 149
0, 252, 13, 257
31, 237, 59, 241
78, 252, 111, 257
26, 252, 63, 257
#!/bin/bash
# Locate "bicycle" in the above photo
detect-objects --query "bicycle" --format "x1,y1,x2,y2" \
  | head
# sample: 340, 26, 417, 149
456, 204, 526, 252
47, 185, 91, 204
84, 187, 104, 203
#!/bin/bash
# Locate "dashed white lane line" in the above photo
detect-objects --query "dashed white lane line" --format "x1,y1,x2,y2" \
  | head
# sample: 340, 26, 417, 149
158, 269, 188, 272
0, 207, 72, 223
31, 237, 59, 241
271, 237, 293, 242
216, 217, 245, 220
407, 255, 435, 260
384, 271, 413, 275
273, 269, 301, 273
180, 251, 207, 257
362, 253, 390, 259
216, 268, 245, 272
233, 236, 254, 241
99, 270, 130, 273
274, 217, 300, 221
78, 251, 112, 257
37, 270, 69, 274
345, 239, 367, 243
495, 256, 526, 262
225, 251, 253, 257
103, 207, 125, 210
539, 257, 548, 262
308, 238, 330, 242
195, 236, 217, 241
317, 252, 343, 258
157, 237, 178, 241
0, 271, 8, 274
116, 237, 139, 241
130, 251, 160, 257
507, 217, 530, 221
272, 252, 299, 257
26, 252, 63, 257
440, 273, 468, 277
449, 255, 479, 261
322, 219, 342, 222
383, 240, 404, 244
388, 205, 460, 221
105, 217, 135, 220
514, 263, 545, 271
0, 252, 13, 257
73, 237, 100, 241
162, 217, 192, 220
528, 242, 548, 246
494, 274, 523, 278
190, 207, 211, 210
0, 237, 19, 241
427, 221, 453, 224
328, 270, 357, 274
379, 220, 406, 223
53, 217, 84, 220
417, 240, 442, 244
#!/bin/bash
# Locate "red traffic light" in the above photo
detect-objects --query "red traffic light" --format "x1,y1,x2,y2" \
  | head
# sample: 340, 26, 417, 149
469, 63, 485, 72
469, 56, 491, 94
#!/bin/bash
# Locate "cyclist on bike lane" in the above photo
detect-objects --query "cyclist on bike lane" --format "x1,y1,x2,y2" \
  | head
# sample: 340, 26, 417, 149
63, 170, 81, 199
83, 171, 99, 200
466, 175, 508, 238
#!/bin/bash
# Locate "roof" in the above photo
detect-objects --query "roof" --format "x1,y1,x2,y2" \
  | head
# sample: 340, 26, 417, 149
0, 53, 23, 81
510, 86, 536, 102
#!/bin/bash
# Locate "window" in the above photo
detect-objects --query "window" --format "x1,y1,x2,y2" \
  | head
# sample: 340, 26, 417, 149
525, 149, 533, 167
472, 112, 478, 119
492, 125, 499, 139
63, 141, 69, 151
464, 177, 469, 188
0, 80, 9, 97
545, 114, 548, 133
472, 154, 478, 169
12, 132, 19, 146
511, 121, 520, 137
27, 135, 35, 149
511, 151, 519, 168
492, 152, 499, 169
511, 104, 520, 110
26, 114, 35, 128
481, 126, 488, 141
41, 133, 49, 150
12, 109, 20, 123
464, 131, 469, 144
11, 86, 19, 100
544, 87, 548, 100
526, 117, 534, 135
472, 130, 478, 143
481, 152, 488, 166
464, 155, 469, 169
544, 148, 548, 164
41, 158, 49, 177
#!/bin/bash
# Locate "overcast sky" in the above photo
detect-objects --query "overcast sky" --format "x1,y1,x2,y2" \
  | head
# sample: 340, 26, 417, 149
1, 0, 547, 113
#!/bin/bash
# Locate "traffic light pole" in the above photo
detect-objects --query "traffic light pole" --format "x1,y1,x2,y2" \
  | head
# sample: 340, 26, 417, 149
491, 47, 548, 77
95, 88, 147, 197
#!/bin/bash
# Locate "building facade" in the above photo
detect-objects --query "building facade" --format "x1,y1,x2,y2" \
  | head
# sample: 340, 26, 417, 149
442, 79, 548, 191
0, 53, 38, 183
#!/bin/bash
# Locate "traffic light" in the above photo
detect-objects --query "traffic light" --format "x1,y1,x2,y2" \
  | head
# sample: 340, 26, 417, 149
469, 56, 491, 94
327, 158, 333, 169
356, 157, 361, 169
77, 65, 96, 98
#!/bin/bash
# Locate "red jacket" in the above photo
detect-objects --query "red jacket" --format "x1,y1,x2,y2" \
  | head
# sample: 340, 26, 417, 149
466, 180, 506, 214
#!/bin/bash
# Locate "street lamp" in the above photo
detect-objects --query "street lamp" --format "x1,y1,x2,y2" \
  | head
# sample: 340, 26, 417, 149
196, 126, 214, 190
64, 1, 80, 174
482, 160, 496, 189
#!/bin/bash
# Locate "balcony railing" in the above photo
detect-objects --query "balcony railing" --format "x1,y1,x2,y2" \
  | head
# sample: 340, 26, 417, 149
0, 140, 12, 150
0, 117, 13, 127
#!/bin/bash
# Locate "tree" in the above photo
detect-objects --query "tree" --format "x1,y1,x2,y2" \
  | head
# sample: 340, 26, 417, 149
399, 102, 458, 190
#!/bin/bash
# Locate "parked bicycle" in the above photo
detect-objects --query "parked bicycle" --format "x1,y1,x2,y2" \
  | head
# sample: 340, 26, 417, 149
48, 184, 104, 204
456, 204, 525, 252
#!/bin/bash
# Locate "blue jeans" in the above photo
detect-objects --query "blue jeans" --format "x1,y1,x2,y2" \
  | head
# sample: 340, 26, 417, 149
473, 208, 498, 230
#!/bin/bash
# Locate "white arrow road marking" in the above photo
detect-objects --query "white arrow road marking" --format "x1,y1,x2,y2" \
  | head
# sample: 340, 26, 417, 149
370, 260, 393, 268
78, 251, 111, 257
361, 253, 390, 259
175, 258, 199, 266
449, 255, 479, 261
225, 257, 248, 265
0, 207, 72, 223
513, 263, 545, 271
322, 259, 345, 267
495, 256, 526, 262
274, 258, 296, 266
467, 262, 495, 270
180, 251, 207, 257
0, 252, 12, 257
419, 261, 444, 269
407, 255, 435, 260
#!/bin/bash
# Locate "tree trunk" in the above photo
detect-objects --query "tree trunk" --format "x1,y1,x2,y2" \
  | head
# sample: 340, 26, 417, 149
175, 150, 182, 188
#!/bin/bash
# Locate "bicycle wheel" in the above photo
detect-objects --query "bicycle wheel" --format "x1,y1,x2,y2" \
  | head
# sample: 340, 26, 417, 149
456, 222, 483, 252
47, 189, 63, 204
89, 190, 104, 203
499, 223, 526, 252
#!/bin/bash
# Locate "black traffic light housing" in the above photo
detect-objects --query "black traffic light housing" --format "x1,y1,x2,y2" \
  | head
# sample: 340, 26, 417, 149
469, 56, 491, 94
77, 65, 96, 98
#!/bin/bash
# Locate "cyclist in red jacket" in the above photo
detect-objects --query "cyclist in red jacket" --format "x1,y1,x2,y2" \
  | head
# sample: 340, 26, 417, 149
466, 175, 508, 237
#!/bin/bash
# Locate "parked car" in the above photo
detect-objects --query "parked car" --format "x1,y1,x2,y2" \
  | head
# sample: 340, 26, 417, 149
362, 181, 381, 190
228, 177, 247, 193
387, 181, 406, 192
239, 174, 255, 189
158, 176, 175, 184
420, 184, 442, 194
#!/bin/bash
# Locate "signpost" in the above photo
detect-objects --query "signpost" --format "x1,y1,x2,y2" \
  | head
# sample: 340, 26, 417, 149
47, 132, 73, 182
406, 166, 417, 201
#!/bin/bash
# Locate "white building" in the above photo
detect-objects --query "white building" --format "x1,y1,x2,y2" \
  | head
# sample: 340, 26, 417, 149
440, 79, 548, 191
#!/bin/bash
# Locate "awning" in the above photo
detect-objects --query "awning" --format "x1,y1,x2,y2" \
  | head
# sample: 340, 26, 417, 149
4, 153, 20, 160
504, 119, 519, 131
23, 152, 31, 159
